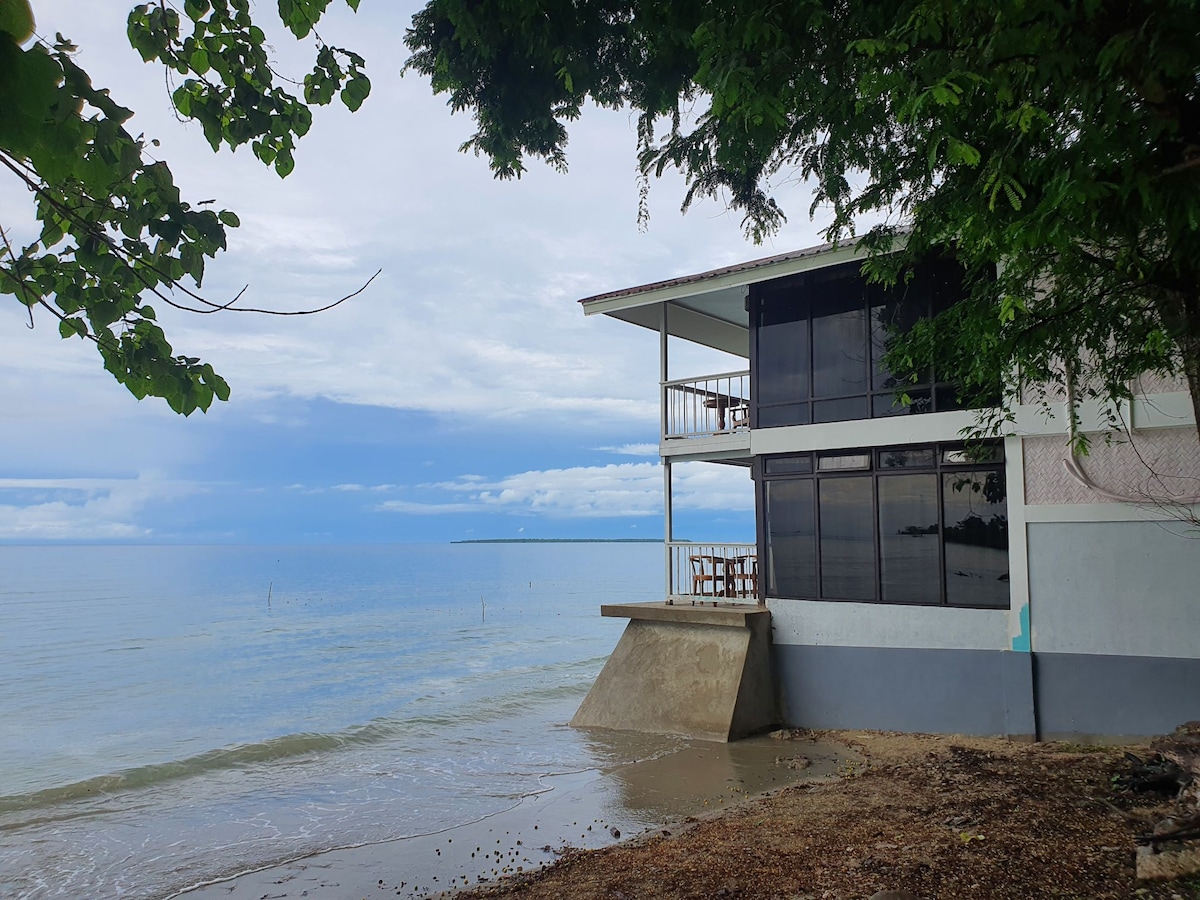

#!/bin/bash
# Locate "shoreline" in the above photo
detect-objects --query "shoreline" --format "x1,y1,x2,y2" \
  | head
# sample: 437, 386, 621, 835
176, 733, 851, 900
443, 731, 1194, 900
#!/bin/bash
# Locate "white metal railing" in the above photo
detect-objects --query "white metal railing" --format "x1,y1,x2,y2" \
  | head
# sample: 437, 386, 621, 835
666, 542, 760, 605
662, 371, 750, 440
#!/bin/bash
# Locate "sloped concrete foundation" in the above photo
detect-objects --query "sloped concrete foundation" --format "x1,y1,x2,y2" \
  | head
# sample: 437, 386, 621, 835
570, 602, 776, 742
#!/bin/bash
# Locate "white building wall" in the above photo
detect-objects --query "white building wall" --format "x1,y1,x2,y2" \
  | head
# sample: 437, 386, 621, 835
1026, 520, 1200, 660
768, 600, 1009, 651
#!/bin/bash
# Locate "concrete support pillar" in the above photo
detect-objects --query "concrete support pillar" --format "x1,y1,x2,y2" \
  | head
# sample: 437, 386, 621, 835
571, 603, 777, 742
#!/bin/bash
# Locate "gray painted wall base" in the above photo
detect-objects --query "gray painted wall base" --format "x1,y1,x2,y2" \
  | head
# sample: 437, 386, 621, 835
775, 644, 1036, 738
774, 644, 1200, 739
571, 603, 776, 742
1035, 652, 1200, 739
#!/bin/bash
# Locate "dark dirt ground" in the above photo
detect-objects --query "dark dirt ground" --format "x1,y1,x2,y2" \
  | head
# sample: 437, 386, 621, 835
449, 730, 1200, 900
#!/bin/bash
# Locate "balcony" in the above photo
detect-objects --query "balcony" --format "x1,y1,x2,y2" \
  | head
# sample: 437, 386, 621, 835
663, 371, 750, 440
666, 542, 760, 606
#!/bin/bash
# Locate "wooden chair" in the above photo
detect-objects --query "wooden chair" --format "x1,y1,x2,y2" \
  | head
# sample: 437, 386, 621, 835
728, 403, 750, 430
689, 554, 725, 601
727, 555, 758, 599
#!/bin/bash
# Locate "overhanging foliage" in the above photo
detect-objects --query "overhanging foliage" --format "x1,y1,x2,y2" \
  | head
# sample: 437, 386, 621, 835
406, 0, 1200, 439
0, 0, 368, 413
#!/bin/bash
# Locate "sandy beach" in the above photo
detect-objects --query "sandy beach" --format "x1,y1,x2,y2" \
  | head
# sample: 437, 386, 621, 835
179, 730, 1200, 900
175, 733, 852, 899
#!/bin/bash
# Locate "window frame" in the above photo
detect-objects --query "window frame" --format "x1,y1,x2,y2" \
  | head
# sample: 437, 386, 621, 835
749, 256, 968, 428
755, 442, 1009, 609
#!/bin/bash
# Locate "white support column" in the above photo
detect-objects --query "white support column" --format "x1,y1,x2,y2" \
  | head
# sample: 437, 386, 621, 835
659, 302, 669, 440
661, 302, 673, 602
664, 457, 674, 602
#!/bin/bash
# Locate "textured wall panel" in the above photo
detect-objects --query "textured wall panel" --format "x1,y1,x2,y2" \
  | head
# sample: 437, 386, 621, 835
1021, 371, 1187, 405
1134, 371, 1190, 395
1023, 427, 1200, 505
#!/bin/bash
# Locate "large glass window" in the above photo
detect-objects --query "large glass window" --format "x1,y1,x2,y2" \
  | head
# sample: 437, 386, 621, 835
942, 471, 1009, 608
757, 443, 1009, 608
764, 480, 816, 598
751, 257, 969, 427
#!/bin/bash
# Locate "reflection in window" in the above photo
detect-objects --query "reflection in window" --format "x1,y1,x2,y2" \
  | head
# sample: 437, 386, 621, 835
870, 284, 926, 392
765, 480, 816, 598
818, 453, 871, 471
878, 448, 936, 468
878, 474, 940, 603
942, 472, 1009, 607
752, 257, 973, 426
758, 444, 1008, 608
943, 447, 1004, 465
819, 477, 875, 600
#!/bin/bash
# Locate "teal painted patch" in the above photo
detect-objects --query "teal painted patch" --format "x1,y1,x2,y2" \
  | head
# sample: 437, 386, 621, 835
1011, 604, 1031, 653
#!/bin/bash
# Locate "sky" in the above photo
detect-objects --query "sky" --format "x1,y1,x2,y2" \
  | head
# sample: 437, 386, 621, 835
0, 1, 832, 545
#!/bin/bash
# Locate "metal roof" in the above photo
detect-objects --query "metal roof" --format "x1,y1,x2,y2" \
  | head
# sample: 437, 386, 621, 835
577, 237, 873, 358
578, 240, 845, 308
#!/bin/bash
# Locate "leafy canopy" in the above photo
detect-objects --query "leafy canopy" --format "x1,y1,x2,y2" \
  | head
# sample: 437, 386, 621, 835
405, 0, 1200, 437
0, 0, 369, 414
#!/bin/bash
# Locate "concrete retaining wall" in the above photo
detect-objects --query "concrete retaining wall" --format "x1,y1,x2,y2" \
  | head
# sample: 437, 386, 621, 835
571, 603, 776, 742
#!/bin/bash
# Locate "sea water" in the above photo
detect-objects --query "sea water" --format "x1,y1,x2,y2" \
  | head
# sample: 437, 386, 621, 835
0, 542, 672, 899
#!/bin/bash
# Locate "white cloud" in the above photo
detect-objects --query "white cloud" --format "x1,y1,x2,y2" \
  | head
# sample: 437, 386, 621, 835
0, 477, 200, 541
4, 1, 829, 436
0, 2, 825, 544
595, 443, 660, 457
377, 461, 752, 519
373, 499, 479, 516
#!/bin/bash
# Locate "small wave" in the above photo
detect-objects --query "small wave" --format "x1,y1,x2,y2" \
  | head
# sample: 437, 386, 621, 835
0, 661, 607, 816
0, 730, 363, 813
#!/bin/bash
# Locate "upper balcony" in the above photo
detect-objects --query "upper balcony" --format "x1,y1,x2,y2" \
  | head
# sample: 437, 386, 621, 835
661, 370, 752, 459
663, 370, 750, 438
580, 242, 870, 462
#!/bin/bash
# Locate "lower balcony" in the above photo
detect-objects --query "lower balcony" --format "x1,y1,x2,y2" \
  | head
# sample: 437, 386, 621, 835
666, 541, 760, 606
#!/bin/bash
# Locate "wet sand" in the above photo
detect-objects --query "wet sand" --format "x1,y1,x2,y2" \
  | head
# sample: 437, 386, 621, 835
174, 733, 850, 900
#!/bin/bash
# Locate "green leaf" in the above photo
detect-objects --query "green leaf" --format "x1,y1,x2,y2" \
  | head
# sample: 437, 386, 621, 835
189, 47, 210, 74
184, 0, 211, 21
274, 149, 295, 177
58, 317, 87, 339
945, 137, 980, 166
340, 74, 370, 112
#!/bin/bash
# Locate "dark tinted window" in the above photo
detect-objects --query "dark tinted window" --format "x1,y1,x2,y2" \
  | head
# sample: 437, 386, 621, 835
942, 471, 1009, 608
751, 257, 972, 426
878, 474, 941, 603
758, 443, 1008, 608
819, 477, 875, 600
765, 479, 816, 597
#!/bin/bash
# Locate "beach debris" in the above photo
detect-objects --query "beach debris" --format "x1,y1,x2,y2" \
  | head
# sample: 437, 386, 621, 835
1114, 722, 1200, 883
609, 826, 621, 838
769, 728, 808, 741
776, 755, 811, 770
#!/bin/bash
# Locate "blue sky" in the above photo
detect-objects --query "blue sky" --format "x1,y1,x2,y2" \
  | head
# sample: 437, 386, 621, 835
0, 1, 831, 544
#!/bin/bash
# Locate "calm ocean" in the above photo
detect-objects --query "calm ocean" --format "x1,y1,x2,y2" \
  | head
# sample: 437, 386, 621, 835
0, 542, 674, 899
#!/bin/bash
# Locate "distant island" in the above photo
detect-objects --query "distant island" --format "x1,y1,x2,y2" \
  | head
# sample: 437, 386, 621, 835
451, 538, 664, 544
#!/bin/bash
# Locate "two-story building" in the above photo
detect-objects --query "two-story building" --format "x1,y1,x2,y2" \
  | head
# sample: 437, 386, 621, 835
571, 239, 1200, 742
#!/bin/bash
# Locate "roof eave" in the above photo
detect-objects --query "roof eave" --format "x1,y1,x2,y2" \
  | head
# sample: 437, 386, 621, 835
579, 236, 888, 317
